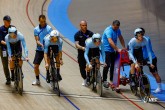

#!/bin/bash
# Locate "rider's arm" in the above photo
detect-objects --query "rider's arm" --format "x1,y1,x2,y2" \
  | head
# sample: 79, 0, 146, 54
5, 36, 12, 58
59, 39, 63, 60
20, 34, 28, 58
100, 43, 105, 63
43, 41, 49, 64
84, 46, 90, 65
145, 40, 152, 64
118, 35, 125, 48
128, 42, 136, 64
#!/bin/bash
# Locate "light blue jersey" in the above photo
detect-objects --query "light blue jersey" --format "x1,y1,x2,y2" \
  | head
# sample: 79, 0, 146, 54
44, 35, 63, 54
102, 26, 121, 52
128, 37, 152, 64
84, 38, 105, 65
34, 25, 52, 51
143, 36, 156, 59
5, 32, 28, 58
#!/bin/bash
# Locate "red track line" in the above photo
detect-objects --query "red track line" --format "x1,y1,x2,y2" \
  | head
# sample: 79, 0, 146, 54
121, 93, 144, 110
26, 0, 144, 110
26, 0, 35, 27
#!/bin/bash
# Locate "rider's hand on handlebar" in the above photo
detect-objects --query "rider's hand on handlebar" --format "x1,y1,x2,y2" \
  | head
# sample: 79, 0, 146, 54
9, 57, 12, 62
150, 64, 155, 69
103, 63, 107, 67
60, 59, 63, 65
88, 64, 92, 69
45, 63, 49, 69
25, 57, 29, 61
135, 63, 139, 69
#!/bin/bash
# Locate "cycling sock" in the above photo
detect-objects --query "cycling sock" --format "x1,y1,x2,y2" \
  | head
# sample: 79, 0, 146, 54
36, 75, 39, 80
11, 70, 14, 77
57, 68, 60, 74
157, 83, 162, 89
46, 70, 49, 75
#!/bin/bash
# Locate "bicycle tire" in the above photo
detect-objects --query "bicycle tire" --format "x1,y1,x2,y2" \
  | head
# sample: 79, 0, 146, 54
17, 66, 23, 95
96, 70, 103, 97
139, 74, 150, 103
51, 66, 60, 96
129, 75, 138, 96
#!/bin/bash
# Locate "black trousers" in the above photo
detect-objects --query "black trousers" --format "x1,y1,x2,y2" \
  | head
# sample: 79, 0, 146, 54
78, 55, 86, 79
103, 51, 116, 82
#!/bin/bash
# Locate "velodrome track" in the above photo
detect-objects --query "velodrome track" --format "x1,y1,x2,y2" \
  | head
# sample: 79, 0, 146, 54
0, 0, 164, 110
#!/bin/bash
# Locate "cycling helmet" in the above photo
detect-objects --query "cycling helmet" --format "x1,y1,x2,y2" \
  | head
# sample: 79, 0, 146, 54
92, 33, 101, 42
139, 27, 145, 35
134, 28, 143, 36
50, 30, 60, 37
8, 26, 17, 36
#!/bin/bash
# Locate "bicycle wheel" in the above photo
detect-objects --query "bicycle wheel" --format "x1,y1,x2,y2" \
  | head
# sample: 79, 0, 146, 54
89, 68, 95, 90
139, 74, 150, 103
51, 66, 60, 96
129, 75, 138, 96
17, 67, 23, 95
14, 67, 18, 91
96, 70, 103, 97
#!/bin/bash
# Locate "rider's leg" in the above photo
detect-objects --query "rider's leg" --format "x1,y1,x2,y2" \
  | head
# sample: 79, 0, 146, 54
10, 57, 15, 82
55, 54, 62, 80
46, 57, 50, 83
130, 63, 136, 86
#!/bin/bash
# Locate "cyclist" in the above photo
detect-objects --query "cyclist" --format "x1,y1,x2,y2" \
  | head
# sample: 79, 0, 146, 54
84, 33, 106, 84
141, 27, 162, 93
102, 20, 126, 88
74, 20, 93, 86
32, 15, 52, 85
44, 30, 63, 83
128, 28, 154, 87
5, 26, 29, 81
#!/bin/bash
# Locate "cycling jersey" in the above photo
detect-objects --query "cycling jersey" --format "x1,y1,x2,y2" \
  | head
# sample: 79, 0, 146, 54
5, 32, 28, 58
34, 24, 52, 51
102, 25, 121, 52
44, 35, 63, 54
84, 38, 105, 65
143, 36, 156, 59
128, 37, 152, 64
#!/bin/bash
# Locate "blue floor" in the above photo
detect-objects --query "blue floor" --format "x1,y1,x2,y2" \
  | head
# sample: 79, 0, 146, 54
48, 0, 165, 101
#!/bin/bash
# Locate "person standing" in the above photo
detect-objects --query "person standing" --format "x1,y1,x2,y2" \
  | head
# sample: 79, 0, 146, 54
102, 20, 126, 88
32, 15, 52, 85
74, 20, 93, 86
0, 15, 13, 85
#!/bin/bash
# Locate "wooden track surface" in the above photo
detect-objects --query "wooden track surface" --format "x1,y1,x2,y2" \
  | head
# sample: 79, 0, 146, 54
0, 0, 164, 110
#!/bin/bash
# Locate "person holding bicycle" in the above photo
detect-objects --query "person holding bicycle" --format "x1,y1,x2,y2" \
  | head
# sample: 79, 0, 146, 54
32, 15, 52, 85
5, 26, 29, 81
84, 33, 106, 85
43, 30, 63, 83
102, 20, 126, 88
140, 27, 162, 93
128, 28, 154, 87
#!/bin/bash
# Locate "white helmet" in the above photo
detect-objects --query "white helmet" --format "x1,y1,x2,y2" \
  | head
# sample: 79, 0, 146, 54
50, 30, 60, 37
92, 33, 101, 42
134, 28, 142, 36
8, 26, 17, 35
